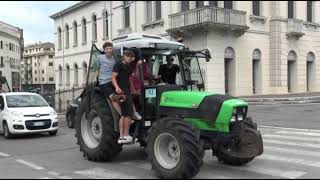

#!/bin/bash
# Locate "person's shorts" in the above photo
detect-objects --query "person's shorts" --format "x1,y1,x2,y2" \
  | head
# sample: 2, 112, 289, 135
120, 93, 133, 117
99, 82, 114, 99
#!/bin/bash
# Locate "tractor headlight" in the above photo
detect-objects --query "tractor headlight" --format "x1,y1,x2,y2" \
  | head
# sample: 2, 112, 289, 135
230, 106, 247, 122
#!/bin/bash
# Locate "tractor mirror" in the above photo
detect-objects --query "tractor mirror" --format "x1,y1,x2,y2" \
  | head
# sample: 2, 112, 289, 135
205, 49, 211, 62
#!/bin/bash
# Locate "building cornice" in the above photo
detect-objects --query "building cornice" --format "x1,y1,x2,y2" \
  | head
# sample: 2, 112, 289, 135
49, 1, 93, 19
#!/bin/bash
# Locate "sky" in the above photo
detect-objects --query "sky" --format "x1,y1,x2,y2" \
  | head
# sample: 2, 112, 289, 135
0, 1, 80, 46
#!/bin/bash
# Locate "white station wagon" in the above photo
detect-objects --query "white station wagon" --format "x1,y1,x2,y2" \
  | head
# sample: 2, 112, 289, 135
0, 92, 58, 138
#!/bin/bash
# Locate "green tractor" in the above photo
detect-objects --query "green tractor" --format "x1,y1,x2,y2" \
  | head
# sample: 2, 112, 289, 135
75, 33, 263, 179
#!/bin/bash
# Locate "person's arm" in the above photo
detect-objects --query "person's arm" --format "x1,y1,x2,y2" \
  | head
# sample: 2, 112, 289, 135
112, 72, 121, 94
112, 63, 122, 94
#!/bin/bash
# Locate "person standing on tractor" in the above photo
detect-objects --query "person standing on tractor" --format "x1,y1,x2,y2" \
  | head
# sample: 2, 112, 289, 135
94, 42, 121, 115
158, 56, 180, 85
112, 50, 136, 144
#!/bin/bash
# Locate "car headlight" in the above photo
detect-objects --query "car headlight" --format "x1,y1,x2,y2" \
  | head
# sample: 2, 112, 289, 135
50, 110, 57, 116
12, 111, 24, 120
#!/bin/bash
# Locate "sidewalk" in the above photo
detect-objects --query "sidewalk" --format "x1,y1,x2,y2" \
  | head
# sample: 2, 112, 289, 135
239, 92, 320, 105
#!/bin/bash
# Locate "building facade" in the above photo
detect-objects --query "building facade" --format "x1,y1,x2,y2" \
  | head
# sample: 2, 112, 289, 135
21, 42, 55, 94
0, 21, 23, 92
50, 1, 320, 96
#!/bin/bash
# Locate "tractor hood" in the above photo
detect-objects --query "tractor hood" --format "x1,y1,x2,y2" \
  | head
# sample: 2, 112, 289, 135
159, 91, 247, 124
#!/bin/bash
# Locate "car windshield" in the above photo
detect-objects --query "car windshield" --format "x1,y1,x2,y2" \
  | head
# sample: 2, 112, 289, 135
6, 94, 48, 108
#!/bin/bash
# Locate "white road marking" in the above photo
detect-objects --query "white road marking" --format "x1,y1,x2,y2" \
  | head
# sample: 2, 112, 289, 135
263, 139, 320, 149
258, 154, 320, 168
206, 160, 306, 179
74, 167, 139, 179
48, 171, 72, 179
0, 152, 10, 157
275, 131, 320, 137
120, 161, 151, 170
16, 159, 45, 170
264, 146, 320, 158
39, 177, 51, 179
263, 134, 320, 143
259, 125, 320, 132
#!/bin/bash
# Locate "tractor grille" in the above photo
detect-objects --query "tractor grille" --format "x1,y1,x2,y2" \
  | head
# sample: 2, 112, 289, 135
25, 119, 52, 130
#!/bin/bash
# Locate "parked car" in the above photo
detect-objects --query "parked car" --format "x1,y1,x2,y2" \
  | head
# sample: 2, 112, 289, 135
66, 96, 81, 128
0, 92, 58, 138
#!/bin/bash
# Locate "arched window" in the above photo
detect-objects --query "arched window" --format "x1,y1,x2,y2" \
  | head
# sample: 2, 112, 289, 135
252, 1, 261, 16
58, 65, 62, 86
73, 21, 78, 46
74, 63, 78, 86
288, 1, 294, 19
66, 64, 70, 86
58, 27, 62, 49
82, 62, 88, 86
103, 10, 108, 38
82, 18, 87, 44
92, 14, 97, 41
307, 52, 315, 62
252, 49, 261, 60
65, 24, 69, 48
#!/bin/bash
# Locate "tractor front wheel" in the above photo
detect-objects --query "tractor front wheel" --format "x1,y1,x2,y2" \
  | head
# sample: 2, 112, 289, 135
146, 118, 204, 179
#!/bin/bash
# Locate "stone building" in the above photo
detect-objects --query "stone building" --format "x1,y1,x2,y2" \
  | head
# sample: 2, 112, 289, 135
50, 1, 320, 96
21, 42, 55, 94
0, 20, 23, 92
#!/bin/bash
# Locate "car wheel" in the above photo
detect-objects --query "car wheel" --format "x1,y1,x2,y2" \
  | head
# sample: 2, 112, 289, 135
49, 130, 58, 136
3, 122, 13, 139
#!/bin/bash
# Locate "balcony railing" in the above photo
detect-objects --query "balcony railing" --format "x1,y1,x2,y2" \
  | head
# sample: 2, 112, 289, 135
168, 6, 248, 34
287, 19, 305, 38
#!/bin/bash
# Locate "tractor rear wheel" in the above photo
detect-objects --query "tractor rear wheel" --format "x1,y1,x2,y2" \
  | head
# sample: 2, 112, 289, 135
146, 118, 204, 179
75, 93, 122, 161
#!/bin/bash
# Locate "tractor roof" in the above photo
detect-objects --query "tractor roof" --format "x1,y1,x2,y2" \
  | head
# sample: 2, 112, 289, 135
112, 33, 184, 50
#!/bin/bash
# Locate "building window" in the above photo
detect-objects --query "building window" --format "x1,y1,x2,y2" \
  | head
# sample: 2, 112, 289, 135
224, 1, 233, 9
288, 1, 294, 19
155, 1, 161, 20
58, 27, 62, 49
124, 2, 130, 28
82, 18, 87, 44
253, 1, 260, 16
65, 24, 69, 48
181, 1, 190, 12
196, 1, 204, 8
73, 21, 78, 46
307, 1, 313, 22
103, 10, 109, 38
35, 78, 37, 81
58, 65, 62, 86
146, 1, 152, 23
49, 77, 54, 81
92, 14, 97, 42
42, 78, 45, 82
83, 62, 88, 85
49, 62, 53, 66
74, 63, 78, 86
0, 56, 3, 67
66, 64, 70, 86
209, 1, 218, 7
0, 41, 2, 49
35, 70, 37, 74
49, 55, 53, 59
42, 70, 44, 74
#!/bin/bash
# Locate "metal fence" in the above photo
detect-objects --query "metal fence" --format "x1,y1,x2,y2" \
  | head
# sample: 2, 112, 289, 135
42, 87, 84, 114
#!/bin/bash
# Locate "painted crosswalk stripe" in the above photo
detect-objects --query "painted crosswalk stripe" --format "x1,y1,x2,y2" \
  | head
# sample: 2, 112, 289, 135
16, 159, 45, 170
263, 134, 320, 143
0, 152, 10, 157
258, 154, 320, 168
206, 161, 306, 179
275, 131, 320, 137
263, 139, 320, 149
48, 171, 72, 179
264, 146, 320, 158
74, 167, 139, 179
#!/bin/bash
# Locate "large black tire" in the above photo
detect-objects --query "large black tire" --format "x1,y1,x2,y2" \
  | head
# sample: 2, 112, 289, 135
216, 154, 254, 166
3, 122, 13, 139
75, 93, 122, 161
146, 118, 204, 179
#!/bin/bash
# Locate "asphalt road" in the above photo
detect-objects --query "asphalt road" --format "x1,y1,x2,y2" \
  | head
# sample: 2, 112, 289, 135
0, 103, 319, 179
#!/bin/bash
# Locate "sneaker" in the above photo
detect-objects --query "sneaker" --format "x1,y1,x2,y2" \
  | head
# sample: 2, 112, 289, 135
123, 136, 133, 143
133, 112, 142, 120
118, 137, 124, 144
